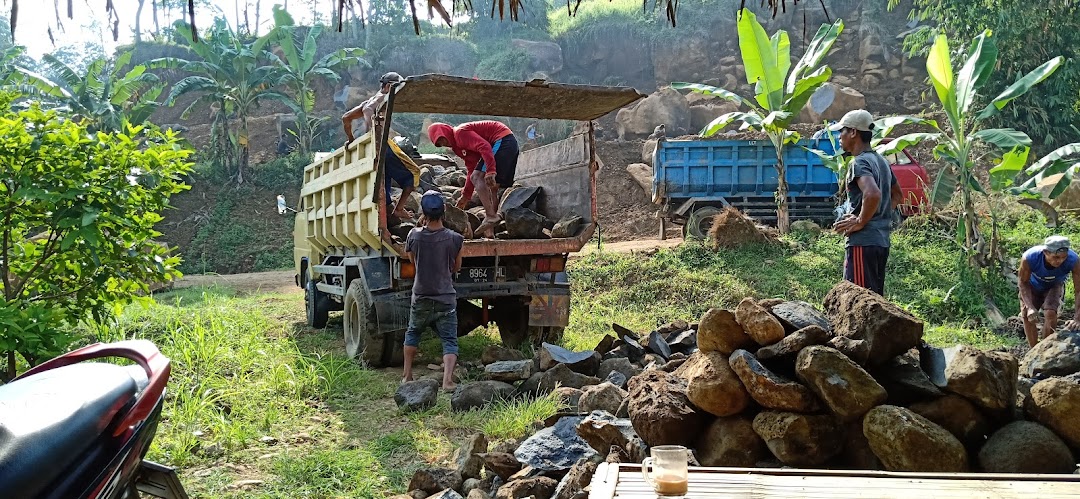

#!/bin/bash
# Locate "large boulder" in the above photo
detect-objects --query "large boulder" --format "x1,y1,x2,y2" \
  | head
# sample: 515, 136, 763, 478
923, 345, 1018, 413
454, 433, 489, 480
615, 87, 691, 140
576, 410, 645, 457
494, 476, 558, 499
443, 205, 473, 237
409, 468, 464, 495
770, 301, 832, 333
579, 382, 628, 415
514, 416, 597, 472
626, 163, 654, 196
626, 370, 708, 447
697, 308, 754, 354
696, 415, 768, 467
482, 345, 527, 365
395, 379, 440, 413
481, 452, 522, 482
510, 39, 564, 74
795, 346, 887, 421
538, 364, 601, 393
908, 394, 992, 448
1027, 375, 1080, 448
801, 83, 867, 123
871, 350, 943, 405
756, 325, 832, 360
672, 350, 751, 417
863, 405, 969, 472
452, 381, 517, 412
823, 281, 924, 366
735, 297, 786, 346
484, 360, 535, 382
503, 207, 549, 239
539, 343, 601, 375
553, 459, 599, 499
598, 358, 641, 383
752, 412, 844, 466
730, 349, 820, 412
978, 421, 1076, 474
1020, 331, 1080, 379
689, 102, 740, 132
642, 139, 659, 165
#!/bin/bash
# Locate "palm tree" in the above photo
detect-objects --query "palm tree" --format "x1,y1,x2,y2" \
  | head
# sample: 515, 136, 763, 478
150, 19, 293, 184
270, 5, 368, 154
12, 51, 162, 133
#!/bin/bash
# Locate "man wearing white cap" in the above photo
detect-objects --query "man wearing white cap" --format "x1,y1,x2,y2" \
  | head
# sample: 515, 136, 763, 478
830, 110, 903, 295
1019, 235, 1080, 347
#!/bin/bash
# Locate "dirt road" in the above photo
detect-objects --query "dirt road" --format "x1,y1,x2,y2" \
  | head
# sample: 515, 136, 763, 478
172, 239, 683, 294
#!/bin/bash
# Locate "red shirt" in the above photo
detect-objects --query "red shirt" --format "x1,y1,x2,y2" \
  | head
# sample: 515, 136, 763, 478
451, 121, 513, 200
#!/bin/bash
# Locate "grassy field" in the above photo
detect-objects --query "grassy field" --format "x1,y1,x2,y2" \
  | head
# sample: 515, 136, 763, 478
89, 209, 1077, 497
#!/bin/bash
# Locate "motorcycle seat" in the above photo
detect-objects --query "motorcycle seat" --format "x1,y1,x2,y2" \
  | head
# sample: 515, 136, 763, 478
0, 363, 139, 498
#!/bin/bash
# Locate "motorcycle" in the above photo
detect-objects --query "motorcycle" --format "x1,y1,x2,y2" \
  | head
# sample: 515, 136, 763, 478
0, 340, 188, 499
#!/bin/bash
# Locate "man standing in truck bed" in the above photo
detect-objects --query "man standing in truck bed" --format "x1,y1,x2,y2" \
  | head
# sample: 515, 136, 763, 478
402, 191, 464, 391
831, 110, 903, 295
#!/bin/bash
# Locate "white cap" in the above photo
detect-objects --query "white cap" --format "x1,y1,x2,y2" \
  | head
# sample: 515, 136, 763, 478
828, 109, 874, 132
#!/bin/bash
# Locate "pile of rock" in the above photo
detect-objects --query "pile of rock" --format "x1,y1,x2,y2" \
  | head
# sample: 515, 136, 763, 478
393, 281, 1080, 498
390, 179, 585, 243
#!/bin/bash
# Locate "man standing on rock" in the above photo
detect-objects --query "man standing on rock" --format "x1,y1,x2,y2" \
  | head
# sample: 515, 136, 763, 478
830, 110, 902, 295
1019, 235, 1080, 347
402, 191, 464, 391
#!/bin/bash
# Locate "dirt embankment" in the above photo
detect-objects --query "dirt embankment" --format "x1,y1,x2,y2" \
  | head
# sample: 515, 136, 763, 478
594, 140, 681, 242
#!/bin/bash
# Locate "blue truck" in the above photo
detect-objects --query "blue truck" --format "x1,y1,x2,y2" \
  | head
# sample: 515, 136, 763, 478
651, 138, 928, 239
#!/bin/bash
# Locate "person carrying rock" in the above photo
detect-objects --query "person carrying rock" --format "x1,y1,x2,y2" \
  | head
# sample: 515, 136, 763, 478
830, 109, 903, 296
402, 191, 464, 391
341, 71, 420, 221
1019, 235, 1080, 347
427, 120, 520, 238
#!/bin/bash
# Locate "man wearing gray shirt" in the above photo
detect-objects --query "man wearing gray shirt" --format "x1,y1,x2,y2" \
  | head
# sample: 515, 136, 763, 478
402, 191, 464, 390
830, 110, 903, 295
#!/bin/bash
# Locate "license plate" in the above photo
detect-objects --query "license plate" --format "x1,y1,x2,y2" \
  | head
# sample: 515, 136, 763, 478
458, 266, 506, 283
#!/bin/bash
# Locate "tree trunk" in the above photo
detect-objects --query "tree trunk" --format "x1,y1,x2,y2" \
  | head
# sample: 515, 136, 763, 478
134, 0, 146, 43
152, 0, 160, 38
238, 114, 249, 184
253, 0, 261, 35
772, 136, 790, 234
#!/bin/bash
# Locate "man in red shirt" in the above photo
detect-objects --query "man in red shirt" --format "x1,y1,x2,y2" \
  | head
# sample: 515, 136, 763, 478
427, 120, 519, 237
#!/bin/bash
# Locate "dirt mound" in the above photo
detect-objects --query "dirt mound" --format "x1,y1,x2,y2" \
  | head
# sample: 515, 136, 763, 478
708, 207, 778, 249
594, 140, 679, 241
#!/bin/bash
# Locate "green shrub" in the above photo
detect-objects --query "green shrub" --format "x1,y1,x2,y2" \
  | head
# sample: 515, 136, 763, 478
475, 47, 531, 81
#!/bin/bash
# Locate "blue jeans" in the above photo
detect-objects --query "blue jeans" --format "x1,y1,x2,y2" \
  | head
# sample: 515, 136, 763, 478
404, 298, 459, 355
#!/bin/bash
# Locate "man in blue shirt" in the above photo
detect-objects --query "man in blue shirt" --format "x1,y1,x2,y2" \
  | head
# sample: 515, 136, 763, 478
1019, 235, 1080, 347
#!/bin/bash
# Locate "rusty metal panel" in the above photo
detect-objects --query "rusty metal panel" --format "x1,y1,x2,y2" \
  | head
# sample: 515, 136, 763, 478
529, 293, 571, 327
391, 74, 645, 121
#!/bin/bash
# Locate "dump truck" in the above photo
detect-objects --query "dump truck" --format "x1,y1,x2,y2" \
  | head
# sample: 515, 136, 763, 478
286, 74, 645, 367
651, 138, 930, 239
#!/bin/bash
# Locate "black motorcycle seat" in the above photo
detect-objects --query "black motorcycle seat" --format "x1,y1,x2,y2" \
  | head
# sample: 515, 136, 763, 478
0, 363, 138, 498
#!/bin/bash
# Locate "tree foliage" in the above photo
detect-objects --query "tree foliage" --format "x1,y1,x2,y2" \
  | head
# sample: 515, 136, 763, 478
0, 94, 193, 381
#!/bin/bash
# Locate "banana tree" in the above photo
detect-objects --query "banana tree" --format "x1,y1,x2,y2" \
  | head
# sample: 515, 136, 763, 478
270, 6, 367, 154
672, 9, 843, 233
874, 29, 1063, 266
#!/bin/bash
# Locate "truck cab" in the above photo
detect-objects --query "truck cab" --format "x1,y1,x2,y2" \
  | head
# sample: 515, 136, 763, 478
291, 75, 644, 367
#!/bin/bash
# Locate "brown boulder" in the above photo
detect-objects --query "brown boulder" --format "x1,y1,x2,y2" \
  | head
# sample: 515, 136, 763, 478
696, 415, 768, 467
697, 308, 754, 354
841, 421, 883, 470
494, 476, 558, 499
929, 345, 1018, 413
689, 102, 740, 132
673, 350, 751, 417
872, 350, 943, 405
735, 297, 786, 346
615, 87, 691, 140
578, 382, 628, 414
482, 345, 527, 365
824, 281, 924, 366
730, 349, 821, 413
908, 394, 992, 448
863, 405, 969, 472
756, 325, 832, 360
978, 421, 1076, 474
481, 453, 523, 481
409, 468, 464, 495
795, 346, 887, 421
752, 412, 844, 466
1027, 376, 1080, 448
575, 410, 642, 456
626, 370, 708, 447
1020, 330, 1080, 378
454, 433, 489, 480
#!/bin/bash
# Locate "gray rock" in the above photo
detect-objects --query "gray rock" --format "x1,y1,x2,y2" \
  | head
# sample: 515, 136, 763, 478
575, 410, 643, 455
395, 379, 440, 413
795, 346, 887, 421
627, 370, 708, 447
552, 459, 599, 499
538, 364, 601, 393
646, 331, 672, 359
494, 476, 558, 499
551, 214, 584, 238
729, 349, 821, 413
658, 320, 691, 335
605, 370, 628, 389
578, 382, 628, 414
466, 490, 490, 499
666, 330, 698, 353
908, 394, 992, 448
514, 416, 598, 471
461, 478, 482, 496
1016, 376, 1036, 420
824, 281, 924, 366
482, 345, 527, 365
514, 372, 545, 398
841, 421, 882, 470
1027, 376, 1080, 448
752, 411, 844, 466
756, 325, 832, 360
452, 381, 517, 412
593, 334, 617, 354
923, 345, 1018, 413
598, 358, 640, 384
444, 205, 472, 237
499, 186, 541, 213
696, 415, 768, 467
863, 405, 969, 472
503, 207, 549, 239
481, 452, 522, 481
409, 468, 464, 495
697, 308, 754, 354
770, 300, 832, 333
622, 335, 647, 362
735, 297, 786, 346
872, 350, 943, 405
978, 421, 1076, 474
827, 336, 871, 366
454, 433, 489, 480
428, 490, 464, 499
539, 343, 601, 375
485, 360, 535, 382
673, 350, 751, 417
1020, 330, 1080, 379
553, 386, 584, 411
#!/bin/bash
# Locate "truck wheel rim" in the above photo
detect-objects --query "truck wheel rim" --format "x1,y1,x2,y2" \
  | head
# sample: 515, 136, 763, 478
345, 299, 363, 357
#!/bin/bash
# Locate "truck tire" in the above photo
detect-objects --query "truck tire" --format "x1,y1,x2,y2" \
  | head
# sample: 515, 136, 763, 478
684, 206, 722, 240
343, 280, 386, 367
305, 279, 329, 329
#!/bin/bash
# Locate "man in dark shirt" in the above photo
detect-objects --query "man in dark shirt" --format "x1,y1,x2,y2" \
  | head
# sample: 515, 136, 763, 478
1018, 236, 1080, 347
402, 191, 465, 390
831, 110, 903, 295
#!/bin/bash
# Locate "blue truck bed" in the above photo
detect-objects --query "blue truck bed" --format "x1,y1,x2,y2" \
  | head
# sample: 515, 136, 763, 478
653, 138, 840, 228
